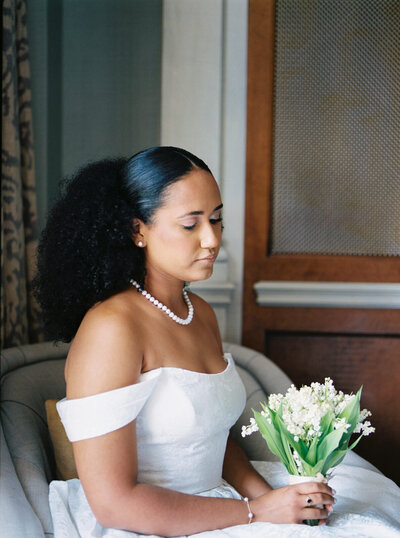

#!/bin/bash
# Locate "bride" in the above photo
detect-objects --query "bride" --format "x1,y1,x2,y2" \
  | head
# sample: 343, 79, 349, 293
35, 147, 400, 538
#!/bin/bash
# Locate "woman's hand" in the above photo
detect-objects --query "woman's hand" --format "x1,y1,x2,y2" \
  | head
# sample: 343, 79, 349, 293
249, 482, 335, 525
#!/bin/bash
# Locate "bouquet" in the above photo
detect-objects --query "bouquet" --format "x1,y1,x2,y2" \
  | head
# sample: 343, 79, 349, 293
242, 378, 375, 525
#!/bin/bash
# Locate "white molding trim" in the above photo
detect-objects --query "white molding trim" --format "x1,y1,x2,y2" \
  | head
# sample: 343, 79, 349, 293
190, 282, 235, 305
220, 0, 248, 343
254, 281, 400, 309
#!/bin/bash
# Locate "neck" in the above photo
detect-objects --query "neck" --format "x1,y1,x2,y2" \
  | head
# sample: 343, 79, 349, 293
131, 277, 193, 326
143, 268, 187, 312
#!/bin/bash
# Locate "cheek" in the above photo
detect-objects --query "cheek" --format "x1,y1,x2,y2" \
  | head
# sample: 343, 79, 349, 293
148, 230, 194, 262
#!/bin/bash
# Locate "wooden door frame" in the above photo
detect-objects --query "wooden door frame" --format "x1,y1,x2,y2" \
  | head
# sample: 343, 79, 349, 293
243, 0, 400, 350
243, 0, 275, 349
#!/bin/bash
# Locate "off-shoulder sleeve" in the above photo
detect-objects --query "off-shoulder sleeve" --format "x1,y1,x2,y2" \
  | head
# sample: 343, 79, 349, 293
57, 373, 161, 442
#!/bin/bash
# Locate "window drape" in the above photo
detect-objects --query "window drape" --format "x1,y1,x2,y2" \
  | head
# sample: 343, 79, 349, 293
2, 0, 44, 348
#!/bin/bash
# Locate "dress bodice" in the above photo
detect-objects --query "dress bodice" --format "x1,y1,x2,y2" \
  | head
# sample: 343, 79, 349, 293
57, 353, 246, 494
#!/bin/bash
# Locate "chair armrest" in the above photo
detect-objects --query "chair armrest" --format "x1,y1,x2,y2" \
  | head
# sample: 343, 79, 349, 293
0, 423, 45, 538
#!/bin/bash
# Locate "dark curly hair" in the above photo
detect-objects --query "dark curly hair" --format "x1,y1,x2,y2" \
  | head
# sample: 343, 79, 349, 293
34, 146, 211, 342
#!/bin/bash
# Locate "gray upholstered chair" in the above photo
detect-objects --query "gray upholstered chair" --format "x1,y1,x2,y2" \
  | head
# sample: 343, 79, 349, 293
1, 341, 292, 538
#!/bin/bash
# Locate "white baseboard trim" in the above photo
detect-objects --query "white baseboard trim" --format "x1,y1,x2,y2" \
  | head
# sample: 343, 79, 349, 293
254, 281, 400, 309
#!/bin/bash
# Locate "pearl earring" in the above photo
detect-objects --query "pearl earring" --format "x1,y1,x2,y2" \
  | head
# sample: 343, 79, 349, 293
138, 241, 143, 247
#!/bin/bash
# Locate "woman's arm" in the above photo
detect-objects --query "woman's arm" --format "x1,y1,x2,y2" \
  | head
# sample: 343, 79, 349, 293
72, 423, 251, 536
223, 436, 272, 499
74, 421, 333, 535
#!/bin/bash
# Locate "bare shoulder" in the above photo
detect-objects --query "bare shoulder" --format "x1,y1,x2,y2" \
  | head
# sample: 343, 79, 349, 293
66, 290, 143, 399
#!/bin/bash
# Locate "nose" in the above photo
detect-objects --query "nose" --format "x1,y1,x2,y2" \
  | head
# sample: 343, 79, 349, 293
200, 222, 220, 250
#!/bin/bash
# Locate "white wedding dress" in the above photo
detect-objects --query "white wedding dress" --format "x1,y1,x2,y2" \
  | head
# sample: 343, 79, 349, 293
49, 353, 400, 538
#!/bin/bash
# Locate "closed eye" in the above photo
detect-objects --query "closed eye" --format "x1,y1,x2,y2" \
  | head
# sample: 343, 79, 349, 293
211, 216, 224, 232
183, 218, 223, 231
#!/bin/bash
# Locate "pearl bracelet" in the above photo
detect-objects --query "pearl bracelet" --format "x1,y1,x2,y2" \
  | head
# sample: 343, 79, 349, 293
243, 497, 254, 524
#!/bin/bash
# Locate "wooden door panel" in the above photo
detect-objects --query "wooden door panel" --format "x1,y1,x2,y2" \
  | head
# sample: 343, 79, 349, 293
251, 306, 400, 334
244, 0, 400, 484
245, 0, 400, 284
265, 332, 400, 481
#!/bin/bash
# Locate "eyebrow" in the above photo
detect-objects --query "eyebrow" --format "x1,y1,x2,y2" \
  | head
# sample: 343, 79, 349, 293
178, 203, 223, 218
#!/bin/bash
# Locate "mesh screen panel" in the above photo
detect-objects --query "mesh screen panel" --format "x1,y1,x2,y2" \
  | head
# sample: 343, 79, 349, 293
271, 0, 400, 256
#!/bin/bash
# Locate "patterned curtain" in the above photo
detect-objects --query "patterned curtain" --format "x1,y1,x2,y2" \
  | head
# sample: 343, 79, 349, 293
1, 0, 44, 348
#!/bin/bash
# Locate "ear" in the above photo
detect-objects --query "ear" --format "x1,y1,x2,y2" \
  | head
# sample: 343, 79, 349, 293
132, 218, 146, 247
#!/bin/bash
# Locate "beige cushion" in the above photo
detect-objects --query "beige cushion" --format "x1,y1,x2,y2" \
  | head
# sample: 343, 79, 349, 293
45, 400, 78, 480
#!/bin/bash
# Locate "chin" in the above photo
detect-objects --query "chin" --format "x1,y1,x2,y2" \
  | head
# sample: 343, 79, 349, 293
189, 268, 214, 283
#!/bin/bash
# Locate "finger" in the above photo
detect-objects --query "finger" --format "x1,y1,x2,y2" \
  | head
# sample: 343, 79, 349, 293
302, 493, 336, 507
297, 482, 334, 496
305, 495, 313, 506
301, 507, 330, 520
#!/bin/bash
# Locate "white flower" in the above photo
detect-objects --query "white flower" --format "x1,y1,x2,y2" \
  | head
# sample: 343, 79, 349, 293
241, 421, 259, 437
359, 408, 372, 421
360, 421, 375, 436
293, 450, 303, 472
333, 417, 350, 431
241, 378, 374, 458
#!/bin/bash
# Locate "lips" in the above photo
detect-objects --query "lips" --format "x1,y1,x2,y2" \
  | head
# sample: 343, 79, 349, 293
198, 255, 216, 263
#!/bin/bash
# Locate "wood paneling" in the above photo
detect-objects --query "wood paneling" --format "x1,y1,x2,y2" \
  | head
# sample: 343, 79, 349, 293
244, 0, 400, 484
265, 332, 400, 482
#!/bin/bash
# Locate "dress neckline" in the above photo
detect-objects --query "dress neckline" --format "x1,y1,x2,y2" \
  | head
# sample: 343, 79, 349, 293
140, 352, 232, 380
58, 354, 233, 406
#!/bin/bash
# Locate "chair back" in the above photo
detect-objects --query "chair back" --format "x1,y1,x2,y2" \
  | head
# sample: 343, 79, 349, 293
223, 342, 292, 460
1, 342, 70, 534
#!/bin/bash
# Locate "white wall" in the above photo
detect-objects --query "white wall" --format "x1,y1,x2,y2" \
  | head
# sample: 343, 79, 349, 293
161, 0, 248, 343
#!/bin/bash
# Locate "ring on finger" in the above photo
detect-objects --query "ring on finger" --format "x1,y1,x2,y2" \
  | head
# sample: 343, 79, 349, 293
306, 496, 313, 505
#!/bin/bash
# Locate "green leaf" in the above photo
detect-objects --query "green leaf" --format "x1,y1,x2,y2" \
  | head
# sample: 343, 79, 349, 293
253, 410, 288, 467
318, 411, 334, 441
275, 413, 308, 461
279, 427, 298, 475
308, 459, 325, 476
262, 403, 279, 428
317, 427, 346, 461
339, 388, 361, 427
305, 434, 319, 466
275, 402, 285, 428
273, 421, 315, 476
300, 459, 316, 476
321, 448, 348, 475
337, 389, 362, 449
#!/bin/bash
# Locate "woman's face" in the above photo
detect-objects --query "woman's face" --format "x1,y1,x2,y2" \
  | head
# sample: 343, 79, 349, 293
139, 168, 223, 284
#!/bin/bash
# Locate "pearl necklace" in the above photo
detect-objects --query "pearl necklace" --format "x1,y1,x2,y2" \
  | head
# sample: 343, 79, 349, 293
130, 279, 194, 325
